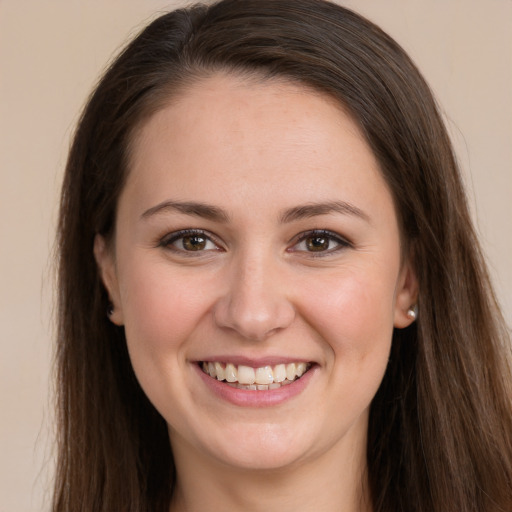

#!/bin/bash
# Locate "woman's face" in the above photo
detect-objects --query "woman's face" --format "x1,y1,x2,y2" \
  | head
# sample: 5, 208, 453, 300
96, 74, 417, 472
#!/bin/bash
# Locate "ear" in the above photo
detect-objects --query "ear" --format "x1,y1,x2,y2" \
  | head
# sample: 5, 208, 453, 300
93, 234, 124, 325
393, 258, 419, 329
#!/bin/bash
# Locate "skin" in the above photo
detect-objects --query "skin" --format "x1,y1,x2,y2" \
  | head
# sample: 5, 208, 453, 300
95, 74, 417, 512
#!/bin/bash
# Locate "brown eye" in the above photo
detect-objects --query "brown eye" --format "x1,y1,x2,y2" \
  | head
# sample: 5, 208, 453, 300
290, 229, 350, 255
160, 230, 220, 253
182, 235, 207, 251
305, 235, 330, 252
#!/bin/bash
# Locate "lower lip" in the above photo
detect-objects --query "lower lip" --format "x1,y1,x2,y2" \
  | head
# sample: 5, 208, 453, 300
194, 363, 317, 407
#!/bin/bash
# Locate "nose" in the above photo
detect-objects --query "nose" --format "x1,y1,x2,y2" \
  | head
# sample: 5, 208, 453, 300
213, 251, 295, 341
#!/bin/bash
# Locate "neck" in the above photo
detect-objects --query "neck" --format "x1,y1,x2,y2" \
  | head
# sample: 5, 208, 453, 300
169, 429, 372, 512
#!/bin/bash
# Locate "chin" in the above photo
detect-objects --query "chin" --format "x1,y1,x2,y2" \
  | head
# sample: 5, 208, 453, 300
185, 420, 332, 472
211, 441, 308, 471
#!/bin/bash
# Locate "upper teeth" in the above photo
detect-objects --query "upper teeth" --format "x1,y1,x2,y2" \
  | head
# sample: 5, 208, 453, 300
202, 362, 310, 385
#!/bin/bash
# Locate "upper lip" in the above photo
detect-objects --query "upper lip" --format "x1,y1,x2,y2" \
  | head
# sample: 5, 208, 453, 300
194, 356, 314, 367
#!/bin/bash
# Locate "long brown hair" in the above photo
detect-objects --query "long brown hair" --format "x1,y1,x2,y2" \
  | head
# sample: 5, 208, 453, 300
54, 1, 512, 510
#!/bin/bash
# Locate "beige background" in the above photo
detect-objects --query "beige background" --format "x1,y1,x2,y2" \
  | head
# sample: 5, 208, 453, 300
1, 1, 510, 510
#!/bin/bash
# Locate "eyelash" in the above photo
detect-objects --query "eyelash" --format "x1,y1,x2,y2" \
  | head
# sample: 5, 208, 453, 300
288, 229, 352, 256
158, 228, 351, 256
159, 229, 223, 255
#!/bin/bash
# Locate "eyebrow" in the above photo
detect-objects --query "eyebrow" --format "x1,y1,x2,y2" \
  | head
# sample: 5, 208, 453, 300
141, 200, 230, 222
279, 201, 370, 224
140, 199, 369, 224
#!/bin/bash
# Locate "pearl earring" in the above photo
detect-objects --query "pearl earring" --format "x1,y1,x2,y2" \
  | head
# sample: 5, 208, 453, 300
407, 305, 418, 320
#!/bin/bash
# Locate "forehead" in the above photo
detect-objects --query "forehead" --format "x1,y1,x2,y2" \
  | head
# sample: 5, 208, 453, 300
122, 73, 394, 224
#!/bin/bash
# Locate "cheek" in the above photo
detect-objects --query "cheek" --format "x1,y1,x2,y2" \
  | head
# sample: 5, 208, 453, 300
300, 267, 396, 374
307, 268, 394, 331
116, 258, 221, 423
287, 267, 397, 449
118, 258, 213, 367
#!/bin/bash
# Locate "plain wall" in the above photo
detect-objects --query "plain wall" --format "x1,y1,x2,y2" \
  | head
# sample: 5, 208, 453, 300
0, 1, 510, 510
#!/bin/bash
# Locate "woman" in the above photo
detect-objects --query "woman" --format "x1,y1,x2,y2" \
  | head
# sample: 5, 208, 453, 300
54, 0, 512, 510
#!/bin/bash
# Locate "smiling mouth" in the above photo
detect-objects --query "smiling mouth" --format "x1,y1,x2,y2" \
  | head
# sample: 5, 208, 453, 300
200, 361, 312, 390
